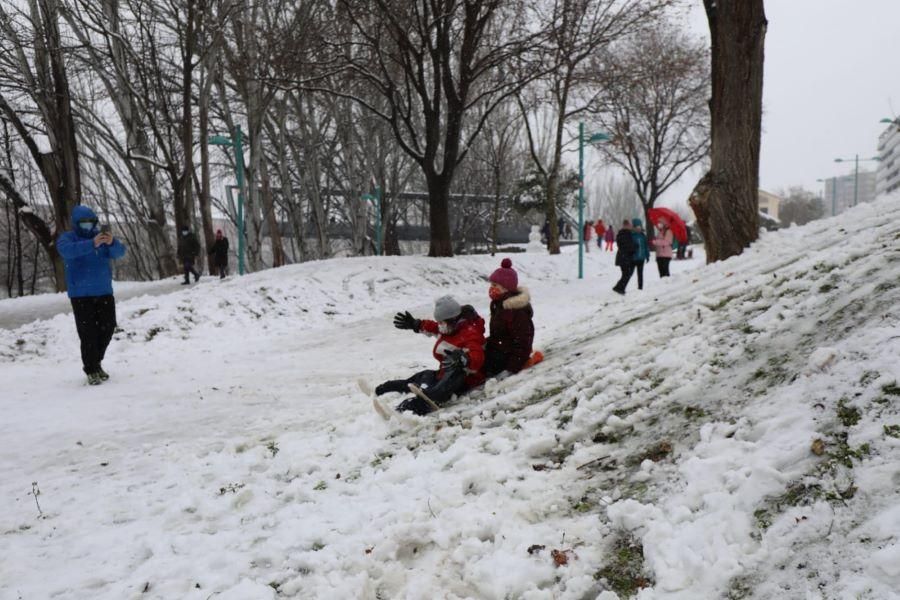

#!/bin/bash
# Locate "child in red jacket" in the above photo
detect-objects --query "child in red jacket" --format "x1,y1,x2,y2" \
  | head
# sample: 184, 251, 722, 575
376, 295, 486, 415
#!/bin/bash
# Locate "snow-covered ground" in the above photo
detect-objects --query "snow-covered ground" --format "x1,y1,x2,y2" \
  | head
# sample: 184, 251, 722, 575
1, 201, 899, 600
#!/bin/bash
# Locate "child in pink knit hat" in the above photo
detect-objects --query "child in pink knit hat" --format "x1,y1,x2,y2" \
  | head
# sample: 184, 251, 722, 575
485, 258, 535, 377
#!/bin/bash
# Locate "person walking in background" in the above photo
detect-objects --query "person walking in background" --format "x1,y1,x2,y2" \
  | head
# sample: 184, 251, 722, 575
177, 225, 201, 284
484, 258, 534, 377
56, 205, 127, 385
557, 217, 566, 240
631, 218, 650, 290
604, 224, 615, 252
593, 219, 606, 250
652, 219, 674, 277
613, 220, 636, 295
676, 225, 690, 259
208, 229, 230, 278
583, 220, 593, 253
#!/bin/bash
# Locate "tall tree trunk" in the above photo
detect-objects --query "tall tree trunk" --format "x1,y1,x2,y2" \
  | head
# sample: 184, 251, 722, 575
260, 155, 285, 267
179, 0, 196, 235
544, 171, 561, 254
426, 173, 453, 257
198, 72, 215, 275
273, 101, 302, 263
688, 0, 766, 263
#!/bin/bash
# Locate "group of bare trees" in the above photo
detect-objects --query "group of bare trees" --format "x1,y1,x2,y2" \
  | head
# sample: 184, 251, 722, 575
0, 0, 765, 296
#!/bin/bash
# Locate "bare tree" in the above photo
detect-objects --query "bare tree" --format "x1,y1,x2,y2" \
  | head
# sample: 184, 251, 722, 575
310, 0, 548, 257
0, 0, 83, 290
587, 173, 642, 228
518, 0, 672, 255
777, 186, 824, 226
470, 101, 525, 254
590, 21, 709, 238
688, 0, 767, 263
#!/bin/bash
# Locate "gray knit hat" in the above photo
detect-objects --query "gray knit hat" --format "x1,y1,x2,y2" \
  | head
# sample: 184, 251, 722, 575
433, 295, 462, 321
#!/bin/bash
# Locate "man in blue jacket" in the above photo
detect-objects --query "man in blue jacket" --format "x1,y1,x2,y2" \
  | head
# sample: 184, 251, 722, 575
56, 205, 127, 385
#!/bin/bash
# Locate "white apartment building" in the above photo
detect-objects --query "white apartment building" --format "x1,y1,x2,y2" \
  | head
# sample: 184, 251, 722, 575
876, 119, 900, 196
823, 170, 876, 216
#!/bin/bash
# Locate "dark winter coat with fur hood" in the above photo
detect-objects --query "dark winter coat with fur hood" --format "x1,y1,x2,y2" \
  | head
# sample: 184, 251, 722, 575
485, 287, 534, 376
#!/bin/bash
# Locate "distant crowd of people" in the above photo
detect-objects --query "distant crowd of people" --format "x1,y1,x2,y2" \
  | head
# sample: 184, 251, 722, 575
540, 215, 689, 295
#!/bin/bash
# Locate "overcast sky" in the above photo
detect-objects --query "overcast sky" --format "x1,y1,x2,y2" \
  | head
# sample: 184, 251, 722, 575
642, 0, 900, 209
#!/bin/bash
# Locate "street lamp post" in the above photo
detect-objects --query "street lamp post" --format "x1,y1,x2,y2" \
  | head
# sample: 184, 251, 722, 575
578, 122, 611, 279
834, 154, 880, 209
362, 186, 382, 256
816, 177, 838, 216
208, 126, 247, 275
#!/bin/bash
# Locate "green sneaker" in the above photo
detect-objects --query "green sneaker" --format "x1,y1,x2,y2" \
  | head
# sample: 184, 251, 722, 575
98, 367, 110, 381
86, 372, 103, 386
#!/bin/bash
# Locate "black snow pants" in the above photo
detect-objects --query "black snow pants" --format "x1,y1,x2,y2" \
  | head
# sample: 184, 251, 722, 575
71, 295, 117, 375
183, 258, 200, 283
614, 263, 635, 293
376, 367, 467, 415
656, 257, 671, 277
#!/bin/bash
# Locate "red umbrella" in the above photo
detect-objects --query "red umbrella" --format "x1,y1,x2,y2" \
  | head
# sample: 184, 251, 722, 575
647, 207, 688, 244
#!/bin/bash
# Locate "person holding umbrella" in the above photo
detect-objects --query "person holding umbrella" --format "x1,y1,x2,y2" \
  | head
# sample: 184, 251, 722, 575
652, 219, 674, 277
647, 207, 687, 278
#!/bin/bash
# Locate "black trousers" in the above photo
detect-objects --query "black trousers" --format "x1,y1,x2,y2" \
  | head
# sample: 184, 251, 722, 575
71, 295, 117, 375
657, 257, 671, 277
376, 367, 467, 414
215, 261, 228, 278
635, 261, 644, 290
183, 259, 199, 282
614, 263, 635, 292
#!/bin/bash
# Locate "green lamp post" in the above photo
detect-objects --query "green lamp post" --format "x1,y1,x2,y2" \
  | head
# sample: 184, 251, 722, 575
208, 126, 247, 275
362, 186, 382, 256
834, 154, 881, 208
578, 122, 611, 279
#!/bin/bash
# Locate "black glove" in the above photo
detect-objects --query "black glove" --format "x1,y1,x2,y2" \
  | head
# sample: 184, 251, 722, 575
393, 311, 420, 332
441, 348, 468, 371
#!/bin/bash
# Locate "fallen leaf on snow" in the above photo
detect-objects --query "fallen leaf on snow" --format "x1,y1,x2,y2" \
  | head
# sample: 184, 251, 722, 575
551, 548, 576, 567
811, 439, 826, 455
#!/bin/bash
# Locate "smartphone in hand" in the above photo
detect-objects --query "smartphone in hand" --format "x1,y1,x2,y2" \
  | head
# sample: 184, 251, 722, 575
100, 223, 110, 235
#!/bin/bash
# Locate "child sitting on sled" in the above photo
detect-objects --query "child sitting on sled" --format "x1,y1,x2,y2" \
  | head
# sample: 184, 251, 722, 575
375, 295, 486, 415
484, 258, 536, 377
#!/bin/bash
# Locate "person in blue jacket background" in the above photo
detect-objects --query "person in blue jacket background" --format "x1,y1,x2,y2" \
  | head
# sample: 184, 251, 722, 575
56, 205, 127, 385
631, 218, 650, 291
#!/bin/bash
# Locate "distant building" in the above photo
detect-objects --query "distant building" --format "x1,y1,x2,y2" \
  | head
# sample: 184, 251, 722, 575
822, 170, 876, 216
758, 189, 782, 221
877, 119, 900, 196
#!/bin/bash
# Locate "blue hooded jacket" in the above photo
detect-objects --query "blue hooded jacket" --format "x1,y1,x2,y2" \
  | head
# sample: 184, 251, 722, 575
56, 205, 126, 298
631, 218, 649, 262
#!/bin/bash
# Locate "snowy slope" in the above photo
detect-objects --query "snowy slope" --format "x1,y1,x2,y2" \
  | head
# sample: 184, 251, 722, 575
1, 200, 899, 600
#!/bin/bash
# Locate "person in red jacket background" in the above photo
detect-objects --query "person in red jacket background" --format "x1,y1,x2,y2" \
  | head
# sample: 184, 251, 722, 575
375, 295, 485, 415
593, 219, 606, 250
484, 258, 534, 377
